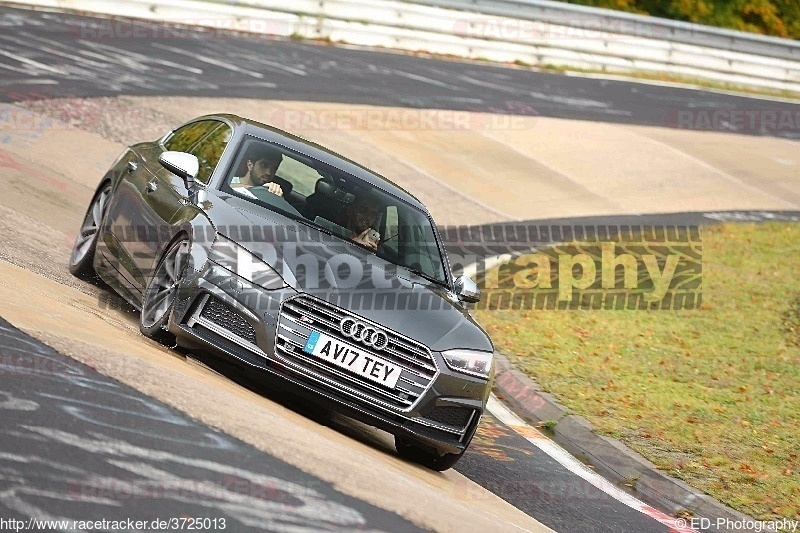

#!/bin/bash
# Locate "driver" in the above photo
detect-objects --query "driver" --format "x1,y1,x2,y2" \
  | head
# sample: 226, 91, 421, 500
231, 145, 284, 197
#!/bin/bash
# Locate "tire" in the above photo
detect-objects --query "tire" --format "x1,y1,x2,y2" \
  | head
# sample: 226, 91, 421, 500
69, 182, 111, 280
394, 435, 466, 471
139, 237, 190, 345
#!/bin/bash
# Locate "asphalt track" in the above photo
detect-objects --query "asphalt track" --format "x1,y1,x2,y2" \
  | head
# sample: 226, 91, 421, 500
0, 317, 422, 532
0, 5, 799, 139
0, 4, 797, 532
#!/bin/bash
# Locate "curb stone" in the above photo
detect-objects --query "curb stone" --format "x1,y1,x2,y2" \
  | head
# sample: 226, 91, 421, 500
492, 351, 770, 533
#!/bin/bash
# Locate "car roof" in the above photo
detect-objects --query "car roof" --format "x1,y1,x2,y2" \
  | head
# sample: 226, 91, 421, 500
201, 113, 428, 212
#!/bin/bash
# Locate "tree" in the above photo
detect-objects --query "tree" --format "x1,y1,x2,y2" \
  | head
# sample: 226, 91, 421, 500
562, 0, 800, 39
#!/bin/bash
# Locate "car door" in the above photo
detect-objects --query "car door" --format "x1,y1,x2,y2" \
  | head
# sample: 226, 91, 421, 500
106, 120, 222, 294
138, 120, 234, 291
141, 120, 234, 286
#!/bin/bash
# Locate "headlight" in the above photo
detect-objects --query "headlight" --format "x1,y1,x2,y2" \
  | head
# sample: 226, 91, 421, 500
209, 234, 287, 290
441, 349, 493, 379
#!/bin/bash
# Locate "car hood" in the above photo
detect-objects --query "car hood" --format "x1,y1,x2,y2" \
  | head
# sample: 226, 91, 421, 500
204, 194, 493, 352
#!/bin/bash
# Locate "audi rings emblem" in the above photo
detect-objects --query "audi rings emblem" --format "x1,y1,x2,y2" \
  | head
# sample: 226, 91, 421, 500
340, 317, 389, 351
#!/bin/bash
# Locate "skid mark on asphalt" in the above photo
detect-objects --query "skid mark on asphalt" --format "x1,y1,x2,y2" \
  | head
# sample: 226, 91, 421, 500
2, 5, 799, 143
0, 318, 422, 532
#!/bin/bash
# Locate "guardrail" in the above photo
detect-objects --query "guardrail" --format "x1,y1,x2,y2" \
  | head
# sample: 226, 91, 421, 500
13, 0, 800, 93
411, 0, 800, 62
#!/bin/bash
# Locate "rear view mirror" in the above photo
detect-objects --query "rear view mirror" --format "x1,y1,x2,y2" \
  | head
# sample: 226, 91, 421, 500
317, 179, 355, 204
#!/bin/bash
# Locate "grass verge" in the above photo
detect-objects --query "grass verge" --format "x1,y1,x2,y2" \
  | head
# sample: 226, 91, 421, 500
476, 222, 800, 519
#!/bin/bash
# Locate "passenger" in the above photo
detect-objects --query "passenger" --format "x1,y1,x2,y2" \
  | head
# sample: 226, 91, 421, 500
231, 145, 284, 197
345, 194, 381, 251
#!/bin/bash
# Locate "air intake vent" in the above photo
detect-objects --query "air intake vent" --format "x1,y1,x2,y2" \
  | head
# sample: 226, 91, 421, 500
200, 298, 257, 345
422, 405, 474, 428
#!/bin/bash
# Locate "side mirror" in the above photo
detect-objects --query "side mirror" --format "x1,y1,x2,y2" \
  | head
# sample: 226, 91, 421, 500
158, 151, 199, 190
454, 275, 481, 303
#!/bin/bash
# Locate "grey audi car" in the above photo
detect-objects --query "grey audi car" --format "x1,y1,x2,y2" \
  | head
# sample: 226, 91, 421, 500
69, 114, 493, 470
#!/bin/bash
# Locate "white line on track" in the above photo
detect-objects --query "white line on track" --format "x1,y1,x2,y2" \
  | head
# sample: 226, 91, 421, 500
0, 78, 57, 86
79, 40, 205, 74
5, 33, 112, 69
249, 57, 307, 77
0, 49, 67, 76
0, 62, 33, 75
391, 69, 462, 90
486, 394, 698, 533
151, 42, 265, 78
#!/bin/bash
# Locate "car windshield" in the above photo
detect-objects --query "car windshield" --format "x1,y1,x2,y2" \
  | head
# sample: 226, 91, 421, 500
222, 137, 449, 284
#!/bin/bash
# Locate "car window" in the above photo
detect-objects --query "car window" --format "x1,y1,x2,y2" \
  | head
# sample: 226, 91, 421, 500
276, 156, 320, 197
164, 120, 220, 153
222, 137, 448, 284
191, 123, 232, 184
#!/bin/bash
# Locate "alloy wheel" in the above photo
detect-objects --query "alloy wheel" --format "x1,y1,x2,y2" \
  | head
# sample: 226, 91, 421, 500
141, 239, 190, 331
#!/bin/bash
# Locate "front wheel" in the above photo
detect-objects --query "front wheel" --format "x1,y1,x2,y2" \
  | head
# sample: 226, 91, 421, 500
140, 238, 190, 345
69, 182, 111, 280
394, 435, 466, 471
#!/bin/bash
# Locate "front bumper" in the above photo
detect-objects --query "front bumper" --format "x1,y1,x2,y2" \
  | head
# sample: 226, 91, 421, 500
167, 262, 490, 455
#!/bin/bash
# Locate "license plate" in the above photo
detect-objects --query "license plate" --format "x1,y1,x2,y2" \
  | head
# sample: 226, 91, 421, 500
303, 331, 401, 389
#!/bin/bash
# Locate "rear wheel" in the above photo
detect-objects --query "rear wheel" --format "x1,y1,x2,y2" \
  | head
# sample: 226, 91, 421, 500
394, 435, 466, 471
140, 238, 190, 345
69, 182, 111, 280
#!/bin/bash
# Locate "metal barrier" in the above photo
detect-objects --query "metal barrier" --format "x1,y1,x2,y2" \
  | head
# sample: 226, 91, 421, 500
13, 0, 800, 92
409, 0, 800, 62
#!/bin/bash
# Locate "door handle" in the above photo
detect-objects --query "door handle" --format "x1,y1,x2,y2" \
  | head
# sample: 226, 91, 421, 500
146, 181, 158, 193
127, 161, 138, 172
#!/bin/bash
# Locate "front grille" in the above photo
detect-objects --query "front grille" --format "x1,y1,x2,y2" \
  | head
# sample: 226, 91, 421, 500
422, 405, 474, 428
274, 294, 437, 411
199, 297, 257, 345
